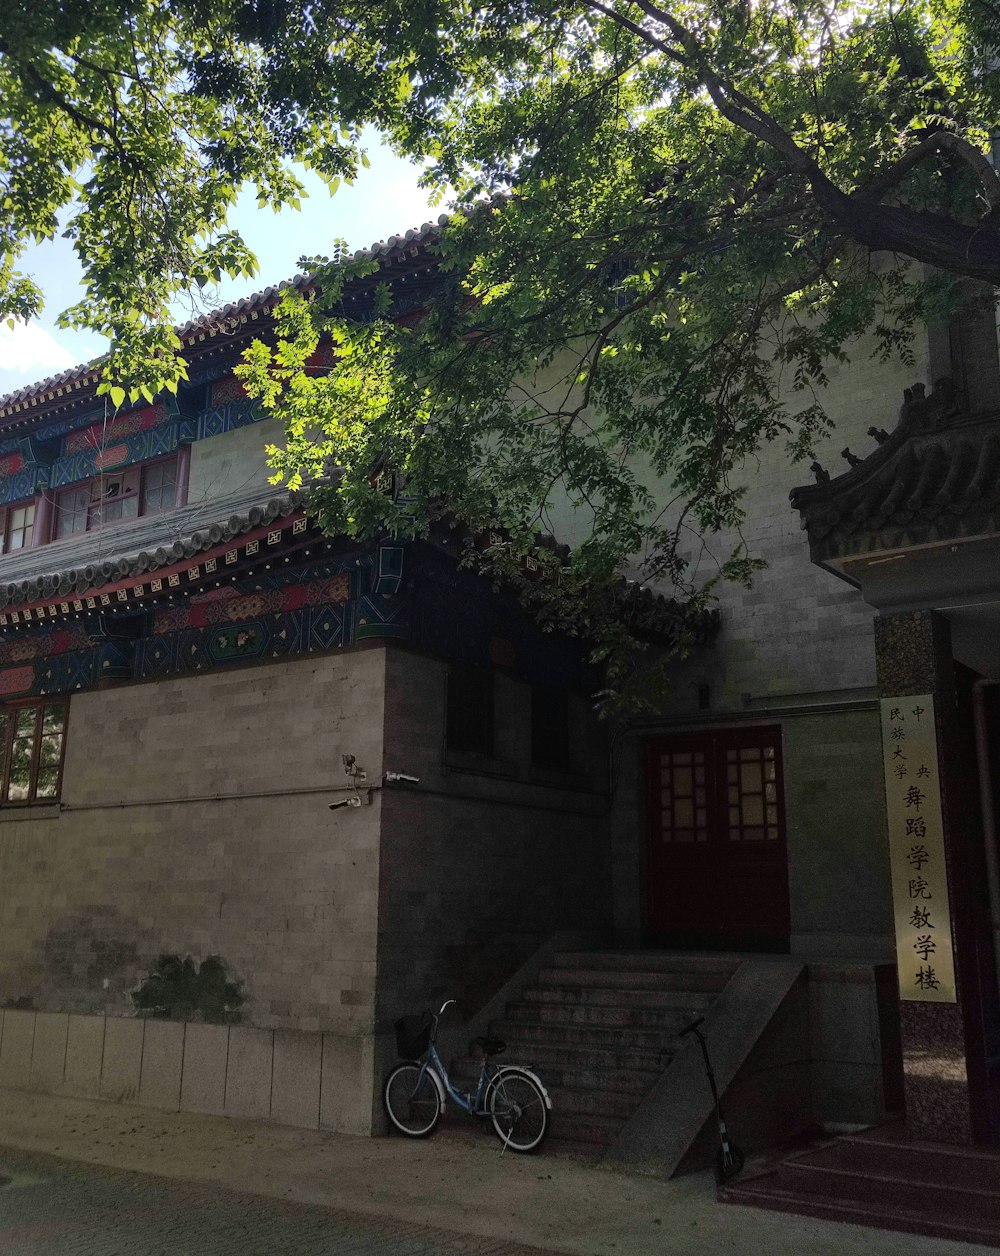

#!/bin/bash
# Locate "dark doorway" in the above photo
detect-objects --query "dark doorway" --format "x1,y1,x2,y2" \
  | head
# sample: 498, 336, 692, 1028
644, 726, 790, 951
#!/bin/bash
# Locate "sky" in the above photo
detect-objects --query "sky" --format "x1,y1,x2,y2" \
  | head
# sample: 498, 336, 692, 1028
0, 133, 440, 397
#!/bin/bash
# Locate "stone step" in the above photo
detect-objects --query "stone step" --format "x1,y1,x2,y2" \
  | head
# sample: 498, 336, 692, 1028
834, 1134, 1000, 1194
524, 985, 712, 1011
780, 1157, 1000, 1226
545, 1085, 638, 1120
454, 1055, 660, 1096
469, 1038, 669, 1076
553, 951, 742, 978
537, 965, 730, 993
506, 999, 704, 1031
721, 1178, 1000, 1250
492, 1018, 673, 1052
547, 1109, 626, 1147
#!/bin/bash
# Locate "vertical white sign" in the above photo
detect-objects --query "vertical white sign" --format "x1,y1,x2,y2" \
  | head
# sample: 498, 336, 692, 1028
880, 694, 957, 1003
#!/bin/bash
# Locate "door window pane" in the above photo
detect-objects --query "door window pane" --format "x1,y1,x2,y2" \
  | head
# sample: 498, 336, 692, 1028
35, 768, 60, 799
39, 734, 62, 766
89, 468, 140, 527
6, 503, 34, 550
7, 733, 32, 801
657, 750, 708, 843
141, 459, 178, 514
57, 487, 90, 538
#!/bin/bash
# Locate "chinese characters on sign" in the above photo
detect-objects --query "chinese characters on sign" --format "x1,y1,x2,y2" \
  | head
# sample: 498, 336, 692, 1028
879, 696, 956, 1003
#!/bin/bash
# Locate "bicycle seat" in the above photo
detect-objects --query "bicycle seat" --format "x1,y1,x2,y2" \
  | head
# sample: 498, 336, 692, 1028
473, 1036, 506, 1056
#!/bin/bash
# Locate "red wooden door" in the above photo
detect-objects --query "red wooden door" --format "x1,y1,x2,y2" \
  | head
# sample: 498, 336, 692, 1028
644, 726, 790, 951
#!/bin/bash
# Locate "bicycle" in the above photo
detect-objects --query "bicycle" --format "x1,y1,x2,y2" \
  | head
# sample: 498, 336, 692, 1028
383, 999, 551, 1153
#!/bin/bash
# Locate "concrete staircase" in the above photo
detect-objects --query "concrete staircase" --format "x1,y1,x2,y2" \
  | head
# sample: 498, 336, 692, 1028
721, 1124, 1000, 1247
472, 950, 741, 1150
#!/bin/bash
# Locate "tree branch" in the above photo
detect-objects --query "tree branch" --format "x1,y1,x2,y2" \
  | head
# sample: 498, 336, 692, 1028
858, 130, 1000, 214
585, 2, 1000, 283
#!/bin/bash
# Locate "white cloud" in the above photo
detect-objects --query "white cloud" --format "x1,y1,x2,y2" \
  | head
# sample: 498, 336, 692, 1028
0, 318, 77, 380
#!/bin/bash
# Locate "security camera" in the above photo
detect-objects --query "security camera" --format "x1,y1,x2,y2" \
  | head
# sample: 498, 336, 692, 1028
342, 753, 366, 781
328, 796, 363, 810
385, 771, 420, 783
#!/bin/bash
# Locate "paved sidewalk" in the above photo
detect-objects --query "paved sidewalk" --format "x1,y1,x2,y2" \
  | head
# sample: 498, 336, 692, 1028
0, 1090, 996, 1256
0, 1146, 556, 1255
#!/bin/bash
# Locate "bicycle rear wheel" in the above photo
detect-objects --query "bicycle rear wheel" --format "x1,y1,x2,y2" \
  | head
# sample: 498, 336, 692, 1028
487, 1068, 549, 1152
384, 1063, 441, 1138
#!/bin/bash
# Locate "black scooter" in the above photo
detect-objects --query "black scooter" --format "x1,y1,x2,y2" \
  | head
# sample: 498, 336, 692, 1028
679, 1015, 744, 1183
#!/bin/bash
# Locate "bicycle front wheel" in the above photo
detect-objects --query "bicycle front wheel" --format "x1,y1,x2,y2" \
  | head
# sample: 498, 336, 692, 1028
487, 1068, 549, 1152
384, 1063, 441, 1138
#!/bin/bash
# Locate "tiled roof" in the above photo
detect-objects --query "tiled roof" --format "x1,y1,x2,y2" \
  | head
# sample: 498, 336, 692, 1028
0, 216, 450, 420
459, 526, 720, 646
612, 577, 721, 645
790, 379, 1000, 562
0, 483, 304, 610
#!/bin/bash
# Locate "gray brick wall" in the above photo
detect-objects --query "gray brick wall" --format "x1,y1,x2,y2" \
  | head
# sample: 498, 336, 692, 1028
0, 650, 385, 1033
186, 417, 285, 507
543, 330, 928, 710
375, 646, 610, 1027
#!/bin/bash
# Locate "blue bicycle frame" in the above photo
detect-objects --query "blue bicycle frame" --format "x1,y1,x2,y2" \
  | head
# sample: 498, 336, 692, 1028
416, 1042, 494, 1115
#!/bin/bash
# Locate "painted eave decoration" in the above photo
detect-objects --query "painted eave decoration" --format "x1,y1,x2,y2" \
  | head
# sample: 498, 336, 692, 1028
0, 486, 313, 628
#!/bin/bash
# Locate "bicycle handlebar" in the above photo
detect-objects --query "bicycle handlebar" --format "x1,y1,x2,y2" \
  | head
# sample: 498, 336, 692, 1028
679, 1016, 705, 1038
426, 998, 457, 1043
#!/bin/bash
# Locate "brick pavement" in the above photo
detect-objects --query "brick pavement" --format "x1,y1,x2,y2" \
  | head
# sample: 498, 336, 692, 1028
0, 1147, 560, 1256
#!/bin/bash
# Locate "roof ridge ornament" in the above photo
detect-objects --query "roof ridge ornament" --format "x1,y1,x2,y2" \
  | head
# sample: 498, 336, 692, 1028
898, 377, 960, 436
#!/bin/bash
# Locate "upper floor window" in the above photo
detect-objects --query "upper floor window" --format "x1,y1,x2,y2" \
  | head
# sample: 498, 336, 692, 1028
56, 457, 177, 540
0, 501, 35, 553
446, 664, 494, 757
0, 701, 68, 805
531, 684, 571, 772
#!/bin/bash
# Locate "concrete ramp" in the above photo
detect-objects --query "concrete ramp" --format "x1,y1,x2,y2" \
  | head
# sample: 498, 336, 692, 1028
604, 957, 808, 1177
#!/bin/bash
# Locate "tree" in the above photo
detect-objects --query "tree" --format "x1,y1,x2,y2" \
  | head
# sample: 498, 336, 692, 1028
0, 0, 459, 402
235, 1, 1000, 702
5, 2, 1000, 701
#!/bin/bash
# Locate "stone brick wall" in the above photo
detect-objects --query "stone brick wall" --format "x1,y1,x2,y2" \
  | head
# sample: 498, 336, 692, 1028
375, 645, 611, 1029
186, 417, 285, 506
0, 649, 385, 1035
651, 339, 926, 713
783, 709, 891, 961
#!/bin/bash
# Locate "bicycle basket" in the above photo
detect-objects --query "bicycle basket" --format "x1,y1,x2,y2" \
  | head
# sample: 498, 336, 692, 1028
394, 1011, 433, 1059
